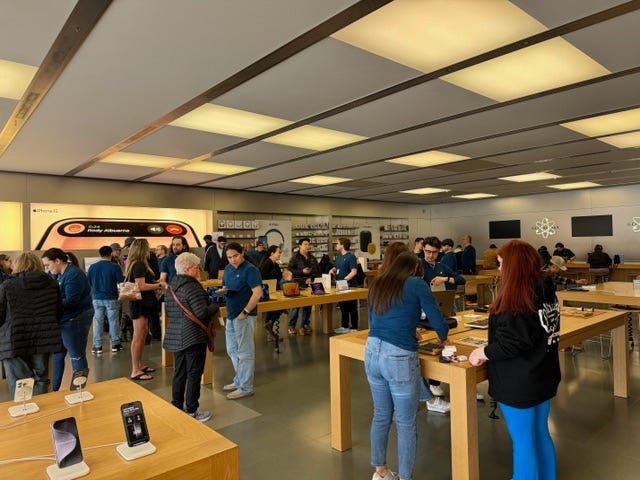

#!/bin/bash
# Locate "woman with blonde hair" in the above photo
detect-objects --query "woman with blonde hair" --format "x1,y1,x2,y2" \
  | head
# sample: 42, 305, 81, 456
124, 239, 164, 381
0, 252, 62, 397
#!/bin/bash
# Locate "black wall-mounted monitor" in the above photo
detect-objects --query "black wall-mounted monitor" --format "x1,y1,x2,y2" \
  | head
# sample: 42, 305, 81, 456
571, 215, 613, 237
489, 220, 521, 239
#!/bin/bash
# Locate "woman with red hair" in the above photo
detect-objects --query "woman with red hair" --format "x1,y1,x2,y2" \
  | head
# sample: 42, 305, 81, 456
469, 240, 560, 480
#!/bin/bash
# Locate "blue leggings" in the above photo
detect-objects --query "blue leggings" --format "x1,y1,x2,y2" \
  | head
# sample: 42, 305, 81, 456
500, 400, 556, 480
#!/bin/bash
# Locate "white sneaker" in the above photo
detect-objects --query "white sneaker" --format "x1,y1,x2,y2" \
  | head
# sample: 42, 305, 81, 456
350, 328, 359, 332
226, 389, 254, 400
222, 383, 237, 392
429, 384, 445, 397
372, 470, 398, 480
426, 397, 450, 414
476, 392, 485, 401
334, 327, 350, 334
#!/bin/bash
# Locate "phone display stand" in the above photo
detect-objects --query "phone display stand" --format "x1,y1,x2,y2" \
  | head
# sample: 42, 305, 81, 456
46, 461, 90, 480
65, 374, 93, 405
116, 441, 157, 461
9, 378, 39, 417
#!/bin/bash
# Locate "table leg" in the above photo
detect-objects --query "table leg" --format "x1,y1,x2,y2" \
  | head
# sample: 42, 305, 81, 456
330, 346, 352, 451
611, 323, 630, 398
201, 350, 213, 385
449, 366, 480, 480
324, 304, 333, 334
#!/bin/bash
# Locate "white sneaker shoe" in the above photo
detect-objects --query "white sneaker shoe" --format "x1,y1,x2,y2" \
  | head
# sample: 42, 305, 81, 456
426, 397, 450, 414
334, 327, 350, 334
429, 384, 445, 397
476, 392, 485, 401
372, 470, 398, 480
222, 383, 237, 392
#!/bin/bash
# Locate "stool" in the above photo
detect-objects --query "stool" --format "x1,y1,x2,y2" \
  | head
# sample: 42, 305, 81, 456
588, 268, 610, 284
611, 305, 640, 350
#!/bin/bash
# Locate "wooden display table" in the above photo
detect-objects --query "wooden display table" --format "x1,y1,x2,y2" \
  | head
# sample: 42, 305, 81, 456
556, 281, 640, 308
0, 378, 238, 479
329, 309, 628, 480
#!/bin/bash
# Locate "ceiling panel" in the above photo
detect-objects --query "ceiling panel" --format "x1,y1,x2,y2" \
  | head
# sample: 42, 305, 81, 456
211, 142, 315, 169
75, 162, 159, 181
214, 37, 420, 122
142, 170, 222, 185
124, 126, 241, 159
512, 0, 629, 29
0, 98, 17, 126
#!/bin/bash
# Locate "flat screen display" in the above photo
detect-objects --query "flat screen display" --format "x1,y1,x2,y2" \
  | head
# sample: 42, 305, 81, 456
571, 215, 613, 237
489, 220, 521, 239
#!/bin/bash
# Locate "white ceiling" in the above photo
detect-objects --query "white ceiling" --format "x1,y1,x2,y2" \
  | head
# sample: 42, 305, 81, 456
0, 0, 639, 204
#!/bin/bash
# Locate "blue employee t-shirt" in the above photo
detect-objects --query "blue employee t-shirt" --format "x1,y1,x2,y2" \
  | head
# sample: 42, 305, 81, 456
223, 260, 262, 319
336, 252, 358, 287
87, 259, 124, 300
161, 254, 177, 282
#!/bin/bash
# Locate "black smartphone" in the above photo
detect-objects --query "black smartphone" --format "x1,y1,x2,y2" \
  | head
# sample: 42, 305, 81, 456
120, 401, 150, 447
51, 417, 84, 468
70, 368, 89, 391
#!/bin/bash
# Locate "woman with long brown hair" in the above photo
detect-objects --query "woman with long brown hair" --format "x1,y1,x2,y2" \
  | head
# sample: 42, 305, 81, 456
469, 240, 560, 480
124, 239, 164, 381
366, 251, 448, 480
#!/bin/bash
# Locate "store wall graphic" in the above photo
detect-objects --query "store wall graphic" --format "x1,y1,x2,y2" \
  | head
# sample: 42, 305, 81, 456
255, 220, 292, 262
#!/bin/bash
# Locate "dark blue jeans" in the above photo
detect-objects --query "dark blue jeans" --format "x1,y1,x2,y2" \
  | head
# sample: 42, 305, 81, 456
2, 354, 50, 398
52, 309, 93, 391
171, 342, 207, 414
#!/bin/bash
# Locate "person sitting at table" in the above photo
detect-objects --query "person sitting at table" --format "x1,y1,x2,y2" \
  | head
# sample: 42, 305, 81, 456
366, 251, 449, 480
587, 244, 612, 283
544, 256, 587, 289
469, 240, 561, 480
552, 242, 575, 261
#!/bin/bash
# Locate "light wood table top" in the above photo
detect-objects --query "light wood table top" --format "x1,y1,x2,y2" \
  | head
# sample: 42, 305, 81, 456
0, 378, 238, 479
330, 309, 628, 480
556, 281, 640, 307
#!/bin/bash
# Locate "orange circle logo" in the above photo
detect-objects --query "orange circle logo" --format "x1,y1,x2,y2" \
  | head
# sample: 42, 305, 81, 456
63, 223, 85, 235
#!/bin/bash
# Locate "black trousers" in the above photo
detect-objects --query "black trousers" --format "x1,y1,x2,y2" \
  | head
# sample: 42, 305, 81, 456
339, 300, 358, 329
171, 342, 207, 414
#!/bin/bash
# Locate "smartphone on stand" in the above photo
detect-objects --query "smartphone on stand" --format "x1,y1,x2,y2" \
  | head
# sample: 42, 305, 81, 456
120, 401, 150, 447
51, 417, 84, 468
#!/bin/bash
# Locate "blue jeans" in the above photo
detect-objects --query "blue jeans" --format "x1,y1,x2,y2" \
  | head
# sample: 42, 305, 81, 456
225, 315, 256, 394
365, 337, 420, 480
288, 306, 311, 328
2, 354, 50, 398
53, 309, 94, 391
500, 400, 556, 480
92, 299, 121, 347
419, 377, 435, 402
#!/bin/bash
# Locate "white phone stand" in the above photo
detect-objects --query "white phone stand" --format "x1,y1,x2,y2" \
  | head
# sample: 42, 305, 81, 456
8, 378, 39, 417
116, 441, 157, 461
65, 375, 93, 405
46, 460, 90, 480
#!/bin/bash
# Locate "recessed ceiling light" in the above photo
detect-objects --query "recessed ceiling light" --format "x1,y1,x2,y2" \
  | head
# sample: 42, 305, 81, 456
386, 150, 469, 168
443, 38, 608, 101
548, 182, 601, 190
499, 172, 560, 182
400, 187, 450, 195
332, 0, 545, 73
264, 125, 366, 151
101, 152, 183, 169
170, 103, 291, 138
290, 175, 351, 185
561, 108, 640, 137
178, 161, 253, 175
452, 193, 497, 199
0, 59, 37, 100
597, 130, 640, 148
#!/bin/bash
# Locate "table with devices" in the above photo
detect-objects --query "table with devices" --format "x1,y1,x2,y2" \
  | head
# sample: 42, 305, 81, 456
0, 378, 239, 479
555, 281, 640, 308
329, 308, 629, 480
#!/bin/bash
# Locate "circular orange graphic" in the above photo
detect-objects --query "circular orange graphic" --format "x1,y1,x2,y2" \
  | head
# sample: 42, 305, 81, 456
166, 224, 185, 235
63, 223, 85, 235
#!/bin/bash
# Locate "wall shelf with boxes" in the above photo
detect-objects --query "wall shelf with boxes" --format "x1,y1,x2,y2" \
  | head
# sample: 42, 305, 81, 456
331, 225, 360, 256
216, 218, 258, 243
293, 222, 329, 259
380, 223, 410, 254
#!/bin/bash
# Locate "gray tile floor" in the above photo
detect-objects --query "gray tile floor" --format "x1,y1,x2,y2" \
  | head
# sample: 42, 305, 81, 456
3, 307, 640, 479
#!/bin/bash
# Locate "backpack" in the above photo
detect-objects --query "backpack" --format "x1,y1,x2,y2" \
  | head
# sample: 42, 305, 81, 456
355, 263, 366, 286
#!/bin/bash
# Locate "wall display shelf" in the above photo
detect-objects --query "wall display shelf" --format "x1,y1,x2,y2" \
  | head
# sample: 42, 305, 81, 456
380, 224, 409, 254
331, 225, 360, 257
293, 223, 329, 259
217, 218, 258, 243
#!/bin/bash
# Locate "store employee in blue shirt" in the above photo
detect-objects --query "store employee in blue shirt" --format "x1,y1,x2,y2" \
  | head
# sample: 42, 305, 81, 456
422, 236, 466, 292
221, 242, 262, 400
330, 238, 359, 333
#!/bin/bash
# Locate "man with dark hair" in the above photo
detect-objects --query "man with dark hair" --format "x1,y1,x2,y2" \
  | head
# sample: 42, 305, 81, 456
461, 234, 477, 274
203, 234, 214, 252
287, 237, 320, 335
440, 238, 458, 272
413, 237, 425, 260
247, 240, 267, 266
204, 235, 228, 280
483, 244, 499, 269
222, 242, 262, 400
422, 237, 466, 292
160, 235, 190, 284
331, 238, 359, 334
553, 242, 576, 261
88, 246, 124, 354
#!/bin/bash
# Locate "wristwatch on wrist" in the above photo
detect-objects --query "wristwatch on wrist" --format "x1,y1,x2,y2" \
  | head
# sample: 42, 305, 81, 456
242, 308, 250, 316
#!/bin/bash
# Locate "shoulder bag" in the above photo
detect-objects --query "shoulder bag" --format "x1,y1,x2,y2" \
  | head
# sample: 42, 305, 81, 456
168, 286, 217, 352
